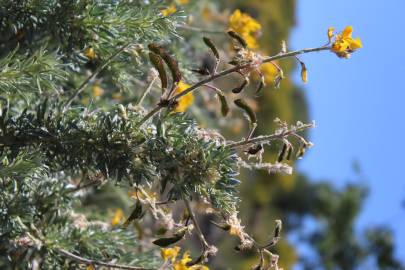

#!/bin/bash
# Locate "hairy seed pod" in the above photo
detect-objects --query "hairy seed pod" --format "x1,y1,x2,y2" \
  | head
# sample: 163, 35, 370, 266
277, 143, 288, 162
234, 99, 257, 124
203, 37, 219, 60
152, 228, 186, 247
123, 200, 144, 228
232, 79, 248, 94
217, 92, 229, 117
274, 219, 282, 238
227, 30, 248, 48
255, 79, 265, 94
148, 52, 167, 91
286, 144, 293, 160
300, 61, 308, 83
246, 144, 263, 155
148, 43, 181, 84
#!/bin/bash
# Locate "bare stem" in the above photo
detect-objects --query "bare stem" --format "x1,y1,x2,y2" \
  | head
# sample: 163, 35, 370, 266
63, 42, 132, 111
57, 249, 156, 270
137, 75, 158, 106
225, 122, 315, 149
136, 46, 330, 126
184, 199, 209, 249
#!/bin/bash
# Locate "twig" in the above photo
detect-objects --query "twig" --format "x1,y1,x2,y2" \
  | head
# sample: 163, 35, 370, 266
63, 42, 132, 111
225, 122, 315, 149
184, 199, 209, 249
136, 46, 330, 127
137, 75, 158, 106
57, 249, 156, 270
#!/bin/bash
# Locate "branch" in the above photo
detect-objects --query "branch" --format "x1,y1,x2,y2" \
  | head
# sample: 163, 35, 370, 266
225, 122, 315, 149
57, 249, 156, 270
136, 45, 330, 126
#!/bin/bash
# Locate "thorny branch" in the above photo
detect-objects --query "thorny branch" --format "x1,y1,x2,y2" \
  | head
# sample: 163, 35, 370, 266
136, 45, 330, 127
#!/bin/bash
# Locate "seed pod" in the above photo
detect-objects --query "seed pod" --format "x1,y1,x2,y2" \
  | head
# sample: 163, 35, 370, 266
148, 52, 168, 91
227, 30, 248, 48
152, 235, 183, 247
274, 219, 282, 238
203, 37, 219, 60
152, 229, 186, 247
217, 92, 229, 117
148, 43, 182, 84
123, 200, 144, 228
300, 62, 308, 83
232, 79, 248, 94
277, 143, 288, 162
210, 220, 231, 231
234, 99, 257, 124
255, 79, 265, 94
246, 144, 263, 155
286, 144, 293, 160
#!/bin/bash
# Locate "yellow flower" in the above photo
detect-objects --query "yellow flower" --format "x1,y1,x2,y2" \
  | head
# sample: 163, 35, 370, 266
162, 5, 177, 17
92, 84, 104, 98
111, 208, 123, 226
331, 26, 362, 58
169, 251, 209, 270
228, 9, 261, 49
86, 264, 95, 270
327, 27, 334, 43
260, 62, 279, 84
173, 81, 194, 113
176, 0, 189, 4
84, 47, 96, 60
161, 246, 181, 262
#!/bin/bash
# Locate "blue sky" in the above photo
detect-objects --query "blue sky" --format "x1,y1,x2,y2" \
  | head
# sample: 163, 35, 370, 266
290, 0, 405, 262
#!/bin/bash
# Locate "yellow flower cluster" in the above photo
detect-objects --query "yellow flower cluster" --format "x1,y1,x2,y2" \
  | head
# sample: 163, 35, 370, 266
84, 47, 96, 60
161, 0, 189, 17
161, 247, 209, 270
173, 81, 194, 113
260, 62, 279, 84
330, 26, 362, 58
228, 9, 262, 49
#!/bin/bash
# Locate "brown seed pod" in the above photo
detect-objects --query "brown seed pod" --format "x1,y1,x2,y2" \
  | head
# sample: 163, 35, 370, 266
227, 30, 248, 48
232, 79, 248, 94
234, 99, 257, 124
203, 37, 220, 60
148, 52, 168, 92
217, 92, 230, 117
277, 143, 288, 162
148, 43, 182, 84
123, 200, 144, 228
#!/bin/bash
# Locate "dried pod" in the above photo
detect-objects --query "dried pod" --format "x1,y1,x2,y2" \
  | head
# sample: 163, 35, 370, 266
148, 43, 181, 84
300, 62, 308, 83
217, 92, 229, 117
123, 200, 144, 228
274, 74, 283, 89
148, 52, 168, 91
277, 143, 288, 162
234, 99, 257, 124
286, 144, 293, 160
152, 229, 186, 247
274, 219, 282, 238
210, 220, 231, 231
227, 30, 248, 48
255, 79, 265, 94
246, 144, 263, 155
203, 37, 219, 60
232, 79, 248, 94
